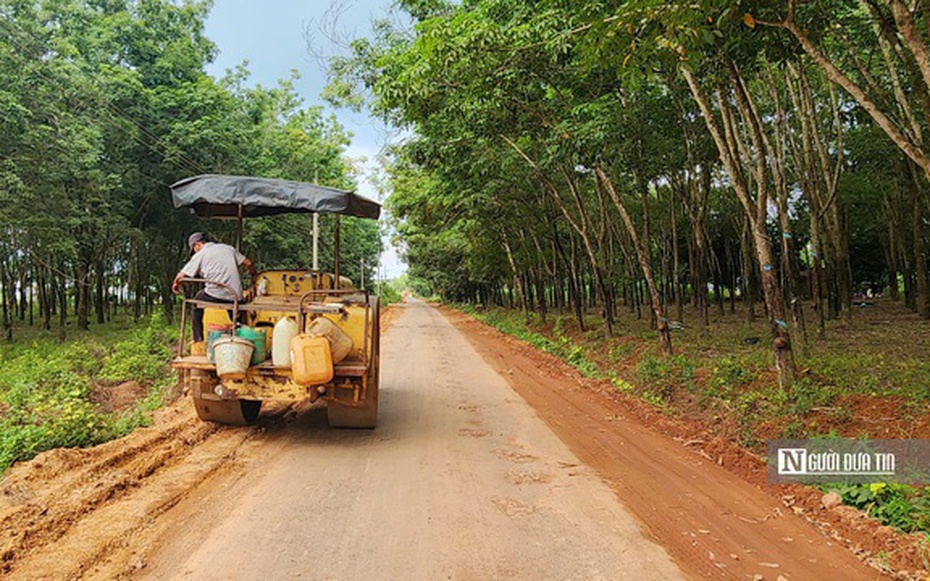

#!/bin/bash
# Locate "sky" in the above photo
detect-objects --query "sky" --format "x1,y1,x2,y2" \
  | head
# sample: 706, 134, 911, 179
203, 0, 409, 279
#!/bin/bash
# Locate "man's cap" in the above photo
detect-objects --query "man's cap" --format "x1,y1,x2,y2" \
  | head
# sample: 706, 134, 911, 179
188, 232, 206, 252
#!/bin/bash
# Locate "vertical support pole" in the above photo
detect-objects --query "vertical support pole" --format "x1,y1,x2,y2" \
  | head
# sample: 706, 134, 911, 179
236, 204, 244, 252
178, 296, 187, 357
333, 215, 341, 290
313, 170, 320, 273
312, 212, 319, 271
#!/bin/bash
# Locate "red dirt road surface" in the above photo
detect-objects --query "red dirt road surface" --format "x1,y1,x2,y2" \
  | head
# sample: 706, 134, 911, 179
439, 303, 894, 580
0, 299, 900, 579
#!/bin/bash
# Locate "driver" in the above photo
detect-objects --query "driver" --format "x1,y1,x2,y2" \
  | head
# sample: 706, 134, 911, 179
172, 232, 256, 349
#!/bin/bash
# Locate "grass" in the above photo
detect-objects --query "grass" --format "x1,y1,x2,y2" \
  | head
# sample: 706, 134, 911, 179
636, 354, 695, 401
0, 313, 178, 475
825, 483, 930, 536
459, 306, 601, 379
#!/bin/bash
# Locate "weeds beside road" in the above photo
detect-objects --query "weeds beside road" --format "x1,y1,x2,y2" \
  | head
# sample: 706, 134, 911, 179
0, 315, 177, 473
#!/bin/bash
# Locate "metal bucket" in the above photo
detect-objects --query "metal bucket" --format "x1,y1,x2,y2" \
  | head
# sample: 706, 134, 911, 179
213, 336, 254, 380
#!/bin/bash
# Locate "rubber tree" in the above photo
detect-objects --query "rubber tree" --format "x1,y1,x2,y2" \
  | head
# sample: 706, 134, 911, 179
746, 0, 930, 317
0, 0, 371, 334
343, 2, 624, 335
583, 2, 800, 385
335, 0, 697, 347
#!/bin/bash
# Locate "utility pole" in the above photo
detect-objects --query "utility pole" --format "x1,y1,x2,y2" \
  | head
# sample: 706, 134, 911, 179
360, 257, 365, 290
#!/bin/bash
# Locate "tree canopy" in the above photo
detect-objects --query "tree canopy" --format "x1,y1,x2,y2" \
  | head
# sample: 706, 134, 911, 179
328, 0, 930, 387
0, 0, 383, 339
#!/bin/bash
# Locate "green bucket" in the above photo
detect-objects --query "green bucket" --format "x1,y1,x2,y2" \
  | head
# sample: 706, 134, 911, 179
207, 324, 232, 363
236, 326, 267, 365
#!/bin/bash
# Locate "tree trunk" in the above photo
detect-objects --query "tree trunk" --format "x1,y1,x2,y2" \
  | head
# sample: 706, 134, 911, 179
778, 13, 930, 180
913, 175, 930, 317
27, 271, 33, 327
886, 220, 900, 300
555, 226, 585, 331
671, 192, 683, 322
597, 167, 672, 354
18, 268, 26, 321
725, 240, 737, 314
741, 219, 756, 324
534, 267, 547, 323
56, 273, 67, 341
713, 259, 725, 318
504, 139, 615, 336
811, 236, 827, 339
683, 65, 795, 387
502, 236, 528, 321
95, 259, 106, 325
0, 255, 11, 342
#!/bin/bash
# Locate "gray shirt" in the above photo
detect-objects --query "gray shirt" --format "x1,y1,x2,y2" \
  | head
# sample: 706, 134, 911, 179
180, 242, 246, 301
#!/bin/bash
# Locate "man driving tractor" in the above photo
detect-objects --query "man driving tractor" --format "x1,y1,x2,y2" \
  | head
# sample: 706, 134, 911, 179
171, 232, 256, 347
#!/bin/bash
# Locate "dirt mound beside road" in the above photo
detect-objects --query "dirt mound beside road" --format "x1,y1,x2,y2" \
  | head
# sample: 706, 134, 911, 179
0, 303, 404, 580
0, 401, 256, 579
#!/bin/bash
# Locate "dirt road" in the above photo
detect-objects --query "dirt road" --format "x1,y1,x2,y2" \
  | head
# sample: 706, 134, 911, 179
138, 298, 683, 580
0, 300, 895, 579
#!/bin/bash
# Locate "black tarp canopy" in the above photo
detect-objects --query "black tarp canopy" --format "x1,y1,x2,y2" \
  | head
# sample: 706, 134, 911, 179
170, 174, 381, 220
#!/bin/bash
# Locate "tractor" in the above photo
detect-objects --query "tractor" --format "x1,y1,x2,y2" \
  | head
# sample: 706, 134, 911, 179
169, 174, 381, 427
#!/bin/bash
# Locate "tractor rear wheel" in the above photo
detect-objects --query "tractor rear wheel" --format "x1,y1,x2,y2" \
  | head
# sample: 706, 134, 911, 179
190, 369, 262, 425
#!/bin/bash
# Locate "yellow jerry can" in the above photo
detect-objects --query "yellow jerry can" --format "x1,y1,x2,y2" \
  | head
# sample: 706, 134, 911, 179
290, 334, 334, 386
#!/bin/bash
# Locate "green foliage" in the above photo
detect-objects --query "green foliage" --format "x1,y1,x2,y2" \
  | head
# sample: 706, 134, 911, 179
0, 316, 175, 474
805, 352, 930, 401
732, 387, 784, 425
611, 376, 635, 393
99, 313, 177, 384
636, 354, 695, 400
826, 483, 930, 536
0, 0, 372, 342
564, 344, 599, 378
608, 341, 637, 362
785, 378, 839, 415
377, 282, 401, 306
461, 305, 601, 378
780, 420, 808, 440
705, 357, 757, 399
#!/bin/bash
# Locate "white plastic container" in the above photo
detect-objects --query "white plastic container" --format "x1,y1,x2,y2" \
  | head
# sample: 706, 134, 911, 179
272, 316, 298, 367
213, 337, 254, 380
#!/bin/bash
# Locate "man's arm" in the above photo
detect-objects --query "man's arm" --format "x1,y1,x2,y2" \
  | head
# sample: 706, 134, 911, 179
172, 254, 201, 294
171, 271, 185, 294
242, 257, 257, 280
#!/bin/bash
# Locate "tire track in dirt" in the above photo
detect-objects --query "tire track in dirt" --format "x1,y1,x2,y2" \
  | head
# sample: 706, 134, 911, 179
0, 402, 255, 579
